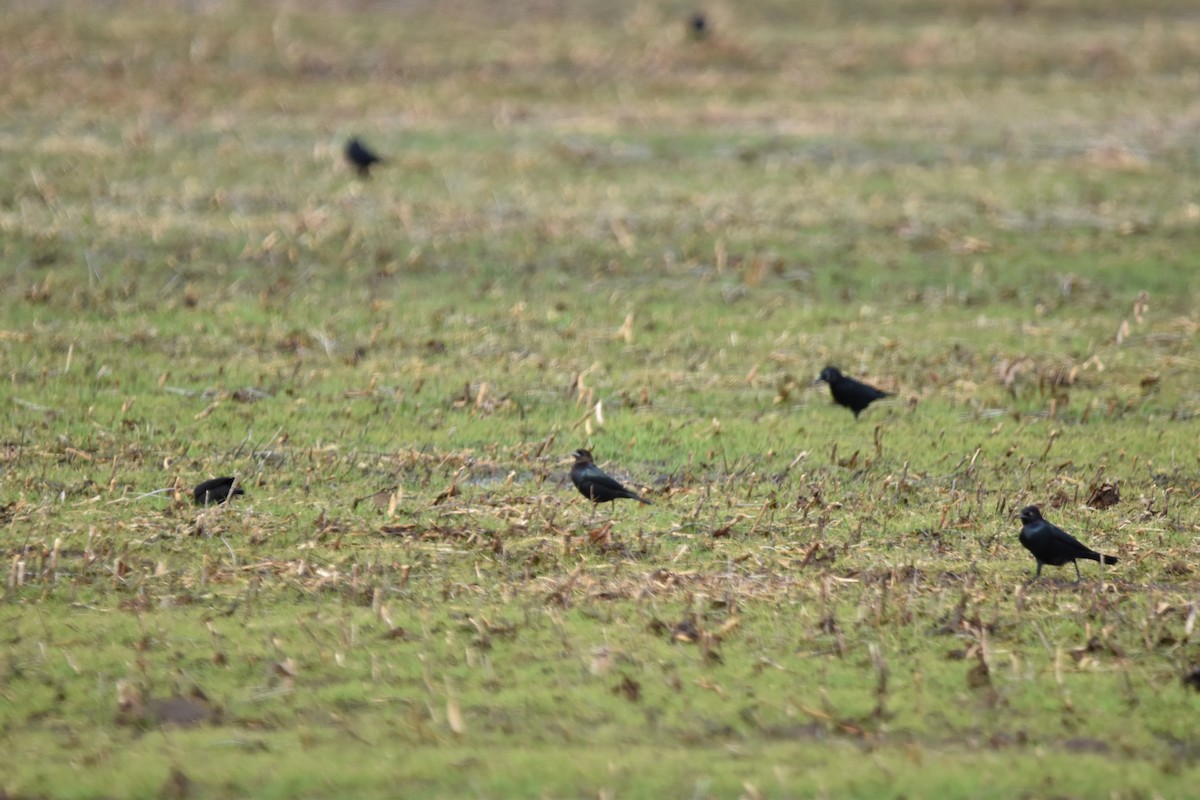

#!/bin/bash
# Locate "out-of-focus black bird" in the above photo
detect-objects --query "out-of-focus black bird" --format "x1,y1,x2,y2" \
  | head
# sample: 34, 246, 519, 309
815, 366, 892, 418
570, 449, 651, 511
688, 12, 708, 40
344, 137, 384, 178
194, 476, 244, 507
1017, 505, 1118, 582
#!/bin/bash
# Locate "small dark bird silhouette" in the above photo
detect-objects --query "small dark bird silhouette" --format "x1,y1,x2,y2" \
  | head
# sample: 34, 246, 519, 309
816, 366, 892, 418
344, 137, 384, 178
688, 12, 708, 40
194, 476, 244, 507
570, 449, 651, 512
1017, 505, 1118, 582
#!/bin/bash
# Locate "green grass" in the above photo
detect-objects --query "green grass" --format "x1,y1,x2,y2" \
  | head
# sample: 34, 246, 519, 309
3, 1, 1200, 797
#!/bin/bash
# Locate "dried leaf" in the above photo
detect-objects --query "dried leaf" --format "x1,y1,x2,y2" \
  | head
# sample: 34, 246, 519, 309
159, 767, 191, 800
115, 680, 145, 725
712, 616, 741, 641
694, 677, 726, 697
672, 618, 700, 643
432, 483, 459, 505
587, 523, 613, 545
966, 658, 991, 690
1086, 482, 1120, 510
590, 647, 614, 675
612, 675, 640, 702
446, 696, 465, 735
616, 312, 634, 344
271, 658, 298, 689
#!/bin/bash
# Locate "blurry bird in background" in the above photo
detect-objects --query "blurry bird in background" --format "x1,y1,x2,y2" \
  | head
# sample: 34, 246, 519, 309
570, 449, 651, 518
344, 137, 384, 178
815, 366, 892, 418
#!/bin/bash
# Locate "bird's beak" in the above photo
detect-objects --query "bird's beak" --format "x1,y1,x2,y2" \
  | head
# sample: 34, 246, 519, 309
812, 377, 826, 386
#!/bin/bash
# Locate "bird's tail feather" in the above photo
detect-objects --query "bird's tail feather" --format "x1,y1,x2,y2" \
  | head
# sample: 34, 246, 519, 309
1101, 554, 1118, 565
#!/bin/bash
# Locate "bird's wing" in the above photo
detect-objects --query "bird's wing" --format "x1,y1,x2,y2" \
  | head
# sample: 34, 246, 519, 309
1047, 523, 1099, 556
587, 472, 631, 493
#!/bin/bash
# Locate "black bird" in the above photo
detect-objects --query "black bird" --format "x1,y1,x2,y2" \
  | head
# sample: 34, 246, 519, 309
344, 137, 384, 178
1017, 505, 1118, 582
194, 476, 244, 507
688, 12, 708, 40
816, 366, 892, 418
570, 449, 651, 510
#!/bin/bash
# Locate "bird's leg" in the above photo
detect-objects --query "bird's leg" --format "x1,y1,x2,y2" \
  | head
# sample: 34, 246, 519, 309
1073, 561, 1082, 583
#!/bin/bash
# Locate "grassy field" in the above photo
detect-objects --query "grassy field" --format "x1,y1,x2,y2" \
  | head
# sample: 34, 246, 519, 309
2, 1, 1200, 797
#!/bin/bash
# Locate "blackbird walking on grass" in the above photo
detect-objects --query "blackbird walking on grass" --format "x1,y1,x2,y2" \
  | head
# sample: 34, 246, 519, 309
570, 449, 651, 512
1017, 505, 1118, 582
816, 366, 892, 418
194, 476, 244, 507
344, 137, 384, 178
